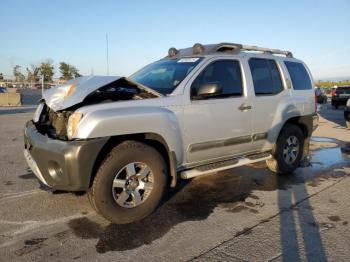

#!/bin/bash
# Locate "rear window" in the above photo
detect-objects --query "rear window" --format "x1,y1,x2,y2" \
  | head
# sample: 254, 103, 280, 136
336, 87, 350, 94
284, 61, 312, 90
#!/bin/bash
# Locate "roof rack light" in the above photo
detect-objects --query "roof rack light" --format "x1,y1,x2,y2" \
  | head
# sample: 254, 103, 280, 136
192, 43, 205, 55
168, 47, 178, 57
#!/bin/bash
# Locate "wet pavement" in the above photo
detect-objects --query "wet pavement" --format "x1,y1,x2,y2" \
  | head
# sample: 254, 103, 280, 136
0, 102, 349, 261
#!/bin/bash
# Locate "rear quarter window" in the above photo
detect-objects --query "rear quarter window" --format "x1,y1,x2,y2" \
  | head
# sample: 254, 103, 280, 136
284, 61, 312, 90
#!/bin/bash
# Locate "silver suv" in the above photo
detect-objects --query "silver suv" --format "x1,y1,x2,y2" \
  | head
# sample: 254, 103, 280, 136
24, 43, 318, 223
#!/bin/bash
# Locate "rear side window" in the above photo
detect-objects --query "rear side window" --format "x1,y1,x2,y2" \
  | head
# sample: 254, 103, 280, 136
284, 61, 312, 90
249, 58, 283, 95
191, 60, 243, 98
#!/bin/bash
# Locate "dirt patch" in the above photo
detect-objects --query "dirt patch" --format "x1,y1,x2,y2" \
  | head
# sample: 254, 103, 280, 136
328, 215, 341, 222
54, 230, 70, 242
15, 238, 47, 256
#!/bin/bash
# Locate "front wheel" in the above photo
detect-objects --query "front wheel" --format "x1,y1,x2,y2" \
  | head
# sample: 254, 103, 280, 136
88, 141, 168, 224
266, 124, 304, 174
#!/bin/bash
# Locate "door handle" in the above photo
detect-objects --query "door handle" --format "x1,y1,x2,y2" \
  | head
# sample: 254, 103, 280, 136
238, 104, 252, 111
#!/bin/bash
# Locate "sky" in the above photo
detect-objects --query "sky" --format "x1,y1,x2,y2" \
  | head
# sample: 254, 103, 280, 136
1, 0, 349, 80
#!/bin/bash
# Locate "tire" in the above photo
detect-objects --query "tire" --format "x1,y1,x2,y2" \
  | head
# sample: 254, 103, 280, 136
87, 189, 99, 214
331, 101, 337, 109
89, 140, 168, 224
266, 124, 304, 174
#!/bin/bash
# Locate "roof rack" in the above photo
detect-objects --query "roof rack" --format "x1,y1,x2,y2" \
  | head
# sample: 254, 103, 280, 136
168, 43, 293, 58
227, 43, 293, 58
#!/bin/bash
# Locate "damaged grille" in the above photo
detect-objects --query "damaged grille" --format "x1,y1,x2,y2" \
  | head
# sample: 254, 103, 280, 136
35, 105, 72, 140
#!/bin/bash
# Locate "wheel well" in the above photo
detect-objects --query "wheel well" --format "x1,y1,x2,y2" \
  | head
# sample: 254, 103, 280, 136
89, 133, 172, 188
282, 117, 310, 139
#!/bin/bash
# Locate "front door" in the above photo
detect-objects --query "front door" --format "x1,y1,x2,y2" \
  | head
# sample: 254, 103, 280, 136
183, 58, 253, 165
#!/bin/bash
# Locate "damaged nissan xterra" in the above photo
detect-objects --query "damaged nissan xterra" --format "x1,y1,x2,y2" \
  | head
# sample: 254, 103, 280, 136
24, 43, 318, 224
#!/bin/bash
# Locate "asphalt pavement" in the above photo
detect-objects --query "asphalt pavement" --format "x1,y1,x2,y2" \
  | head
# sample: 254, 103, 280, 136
0, 102, 349, 261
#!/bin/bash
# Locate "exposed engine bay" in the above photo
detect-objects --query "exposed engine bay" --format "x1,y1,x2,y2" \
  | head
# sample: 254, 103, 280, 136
35, 77, 160, 140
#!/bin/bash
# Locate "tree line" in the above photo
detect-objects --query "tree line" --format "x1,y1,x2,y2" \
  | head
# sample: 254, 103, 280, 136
315, 79, 350, 88
0, 60, 82, 83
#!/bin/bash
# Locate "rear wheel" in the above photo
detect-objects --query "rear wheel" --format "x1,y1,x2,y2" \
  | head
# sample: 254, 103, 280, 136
266, 124, 304, 174
88, 140, 168, 224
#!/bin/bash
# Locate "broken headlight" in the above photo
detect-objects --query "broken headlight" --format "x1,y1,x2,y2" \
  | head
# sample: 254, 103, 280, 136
67, 112, 83, 139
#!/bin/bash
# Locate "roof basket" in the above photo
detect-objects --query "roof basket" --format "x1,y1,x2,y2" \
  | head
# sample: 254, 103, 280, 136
215, 43, 293, 57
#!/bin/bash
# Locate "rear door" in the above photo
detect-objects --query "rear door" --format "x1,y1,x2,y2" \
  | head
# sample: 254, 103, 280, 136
247, 57, 289, 152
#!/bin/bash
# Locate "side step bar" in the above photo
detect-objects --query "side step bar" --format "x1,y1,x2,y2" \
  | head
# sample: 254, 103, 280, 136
181, 153, 272, 179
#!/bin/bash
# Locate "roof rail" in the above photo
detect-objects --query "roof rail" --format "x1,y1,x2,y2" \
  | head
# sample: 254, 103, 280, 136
168, 43, 293, 58
241, 44, 293, 58
215, 43, 293, 58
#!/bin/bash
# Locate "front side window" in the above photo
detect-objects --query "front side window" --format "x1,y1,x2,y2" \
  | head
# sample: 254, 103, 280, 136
191, 60, 243, 99
131, 58, 202, 95
284, 61, 312, 90
249, 58, 283, 95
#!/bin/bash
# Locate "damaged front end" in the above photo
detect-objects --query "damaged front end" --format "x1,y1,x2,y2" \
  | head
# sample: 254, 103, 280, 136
35, 105, 72, 140
34, 76, 161, 140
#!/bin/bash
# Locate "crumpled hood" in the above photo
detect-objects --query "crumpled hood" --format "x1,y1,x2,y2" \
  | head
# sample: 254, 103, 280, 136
43, 75, 161, 111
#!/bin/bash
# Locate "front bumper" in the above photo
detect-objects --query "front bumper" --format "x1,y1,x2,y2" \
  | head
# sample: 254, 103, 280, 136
24, 121, 108, 191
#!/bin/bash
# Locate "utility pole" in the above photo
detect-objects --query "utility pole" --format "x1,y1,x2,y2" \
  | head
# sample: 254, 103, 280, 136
106, 33, 109, 75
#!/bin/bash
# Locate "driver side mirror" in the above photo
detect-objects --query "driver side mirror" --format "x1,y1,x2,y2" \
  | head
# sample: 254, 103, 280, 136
196, 83, 222, 99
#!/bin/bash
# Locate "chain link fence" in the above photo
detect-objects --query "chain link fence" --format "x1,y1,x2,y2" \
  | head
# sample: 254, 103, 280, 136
0, 75, 65, 89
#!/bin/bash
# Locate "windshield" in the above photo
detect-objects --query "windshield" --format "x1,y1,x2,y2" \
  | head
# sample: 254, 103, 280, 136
130, 58, 202, 95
